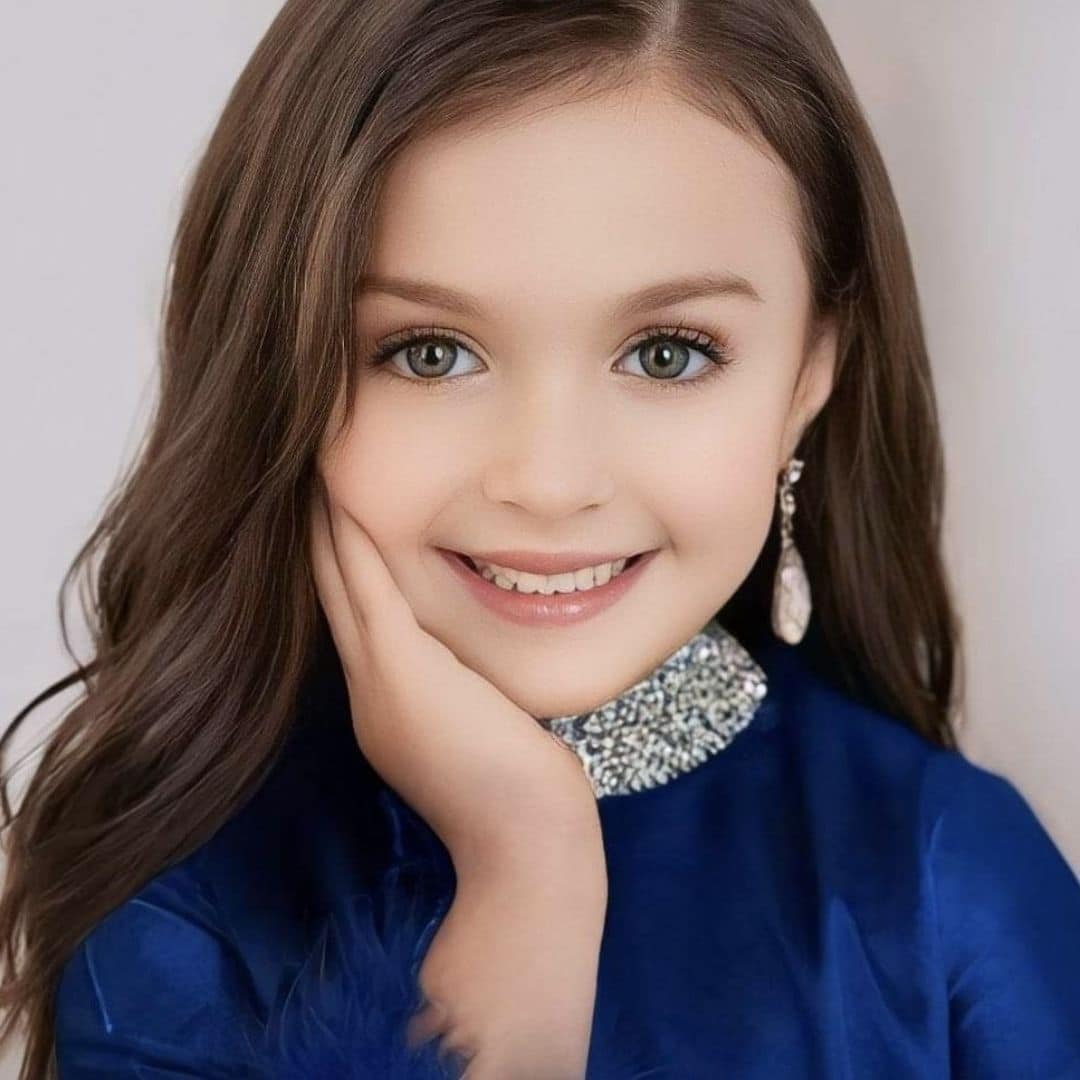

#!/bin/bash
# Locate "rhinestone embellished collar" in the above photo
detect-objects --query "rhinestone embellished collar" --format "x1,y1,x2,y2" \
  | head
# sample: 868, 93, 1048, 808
538, 619, 769, 799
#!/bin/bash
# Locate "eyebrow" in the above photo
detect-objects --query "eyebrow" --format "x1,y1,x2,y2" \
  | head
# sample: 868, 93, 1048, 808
354, 270, 765, 320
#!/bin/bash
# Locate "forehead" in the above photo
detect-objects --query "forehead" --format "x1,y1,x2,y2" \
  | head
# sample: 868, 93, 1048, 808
362, 86, 808, 319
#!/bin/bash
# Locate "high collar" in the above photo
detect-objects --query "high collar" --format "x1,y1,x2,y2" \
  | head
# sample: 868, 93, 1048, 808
537, 619, 769, 798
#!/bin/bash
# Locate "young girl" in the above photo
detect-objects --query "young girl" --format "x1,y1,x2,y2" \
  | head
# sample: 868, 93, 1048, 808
3, 0, 1078, 1077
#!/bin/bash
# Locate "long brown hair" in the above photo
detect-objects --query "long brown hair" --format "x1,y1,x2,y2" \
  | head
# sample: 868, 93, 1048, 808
0, 0, 962, 1074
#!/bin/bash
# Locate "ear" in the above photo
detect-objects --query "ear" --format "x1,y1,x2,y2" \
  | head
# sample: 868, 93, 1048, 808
778, 312, 838, 469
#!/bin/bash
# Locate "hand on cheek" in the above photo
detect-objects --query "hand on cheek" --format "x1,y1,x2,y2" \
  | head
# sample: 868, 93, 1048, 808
308, 480, 608, 1077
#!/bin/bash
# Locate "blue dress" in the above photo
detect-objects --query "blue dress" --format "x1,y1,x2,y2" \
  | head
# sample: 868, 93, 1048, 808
54, 634, 1080, 1078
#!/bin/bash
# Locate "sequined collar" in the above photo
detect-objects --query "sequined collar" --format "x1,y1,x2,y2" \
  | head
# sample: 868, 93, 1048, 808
538, 619, 769, 798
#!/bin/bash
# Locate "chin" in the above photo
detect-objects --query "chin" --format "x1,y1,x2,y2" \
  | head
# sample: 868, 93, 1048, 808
496, 669, 632, 722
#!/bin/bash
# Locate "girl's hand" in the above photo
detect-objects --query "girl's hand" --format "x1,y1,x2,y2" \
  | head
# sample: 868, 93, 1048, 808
307, 482, 596, 860
408, 844, 607, 1079
308, 482, 607, 1076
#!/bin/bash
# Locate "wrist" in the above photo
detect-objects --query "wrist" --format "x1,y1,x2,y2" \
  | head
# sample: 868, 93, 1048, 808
446, 738, 600, 854
451, 804, 607, 893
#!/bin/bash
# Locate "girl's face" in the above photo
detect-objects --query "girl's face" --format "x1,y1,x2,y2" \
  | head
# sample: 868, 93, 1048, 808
320, 82, 836, 719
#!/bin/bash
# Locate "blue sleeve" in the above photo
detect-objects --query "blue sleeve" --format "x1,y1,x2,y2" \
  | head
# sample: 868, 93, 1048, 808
927, 757, 1080, 1077
54, 864, 456, 1078
53, 873, 264, 1077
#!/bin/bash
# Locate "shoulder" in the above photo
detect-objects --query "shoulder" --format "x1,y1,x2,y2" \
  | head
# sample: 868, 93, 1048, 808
761, 637, 986, 803
920, 755, 1080, 1071
758, 638, 1078, 887
757, 637, 962, 823
762, 640, 1080, 1044
920, 748, 1080, 933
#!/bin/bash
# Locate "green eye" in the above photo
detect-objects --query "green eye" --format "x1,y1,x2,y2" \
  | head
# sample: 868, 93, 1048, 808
364, 321, 735, 390
620, 327, 732, 382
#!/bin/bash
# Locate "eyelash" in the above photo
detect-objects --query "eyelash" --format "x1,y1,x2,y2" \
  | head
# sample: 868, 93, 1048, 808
360, 319, 736, 393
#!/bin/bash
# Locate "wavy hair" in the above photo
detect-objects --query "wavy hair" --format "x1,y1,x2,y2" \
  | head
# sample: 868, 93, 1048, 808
0, 0, 961, 1074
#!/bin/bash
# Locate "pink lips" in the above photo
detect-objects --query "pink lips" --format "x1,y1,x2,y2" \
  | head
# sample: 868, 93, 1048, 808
437, 547, 659, 627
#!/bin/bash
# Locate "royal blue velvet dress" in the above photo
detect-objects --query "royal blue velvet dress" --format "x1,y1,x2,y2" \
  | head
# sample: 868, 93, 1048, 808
54, 631, 1080, 1078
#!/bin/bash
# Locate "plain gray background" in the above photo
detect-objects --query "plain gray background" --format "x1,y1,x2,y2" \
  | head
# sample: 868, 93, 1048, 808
2, 2, 1078, 1070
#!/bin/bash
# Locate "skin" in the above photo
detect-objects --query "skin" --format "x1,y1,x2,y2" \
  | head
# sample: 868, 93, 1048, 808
327, 79, 836, 724
315, 78, 837, 1075
309, 486, 606, 1076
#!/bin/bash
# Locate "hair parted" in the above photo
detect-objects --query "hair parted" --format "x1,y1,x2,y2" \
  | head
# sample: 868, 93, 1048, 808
0, 2, 961, 1074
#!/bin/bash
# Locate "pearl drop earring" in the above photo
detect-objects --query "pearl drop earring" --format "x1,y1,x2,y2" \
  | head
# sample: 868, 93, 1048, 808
771, 457, 812, 644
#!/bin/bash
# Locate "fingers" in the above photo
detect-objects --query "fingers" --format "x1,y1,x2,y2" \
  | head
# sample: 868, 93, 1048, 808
309, 484, 374, 694
323, 496, 417, 650
442, 1046, 473, 1078
309, 478, 427, 724
406, 999, 447, 1048
407, 1000, 477, 1074
309, 488, 357, 642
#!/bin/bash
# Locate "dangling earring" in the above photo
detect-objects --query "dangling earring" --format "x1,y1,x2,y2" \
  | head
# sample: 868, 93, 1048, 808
771, 457, 812, 644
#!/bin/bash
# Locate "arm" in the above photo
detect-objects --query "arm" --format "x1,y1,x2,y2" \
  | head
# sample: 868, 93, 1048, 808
927, 757, 1080, 1078
54, 869, 453, 1079
54, 873, 264, 1078
309, 486, 606, 1077
407, 809, 608, 1079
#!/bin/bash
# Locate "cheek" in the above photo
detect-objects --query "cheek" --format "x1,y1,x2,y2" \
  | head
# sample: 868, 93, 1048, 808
319, 395, 461, 556
643, 400, 782, 574
691, 467, 775, 569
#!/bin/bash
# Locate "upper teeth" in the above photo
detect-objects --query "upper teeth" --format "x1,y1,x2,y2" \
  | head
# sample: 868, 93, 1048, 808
473, 556, 630, 594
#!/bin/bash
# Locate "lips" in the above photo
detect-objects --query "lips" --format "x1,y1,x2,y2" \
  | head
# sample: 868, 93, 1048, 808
438, 545, 659, 627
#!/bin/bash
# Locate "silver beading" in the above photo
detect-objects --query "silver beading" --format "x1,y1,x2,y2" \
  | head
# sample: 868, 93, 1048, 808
539, 620, 768, 798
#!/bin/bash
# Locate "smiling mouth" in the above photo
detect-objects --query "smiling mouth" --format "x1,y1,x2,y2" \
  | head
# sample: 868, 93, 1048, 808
453, 551, 646, 576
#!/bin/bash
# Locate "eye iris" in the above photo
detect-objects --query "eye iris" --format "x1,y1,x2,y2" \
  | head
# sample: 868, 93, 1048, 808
407, 340, 456, 377
640, 340, 690, 379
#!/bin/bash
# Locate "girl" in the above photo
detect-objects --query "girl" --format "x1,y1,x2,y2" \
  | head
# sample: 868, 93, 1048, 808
3, 0, 1079, 1077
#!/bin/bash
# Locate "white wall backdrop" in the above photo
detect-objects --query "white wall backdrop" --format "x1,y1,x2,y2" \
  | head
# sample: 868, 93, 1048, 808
812, 0, 1080, 860
1, 1, 1078, 1072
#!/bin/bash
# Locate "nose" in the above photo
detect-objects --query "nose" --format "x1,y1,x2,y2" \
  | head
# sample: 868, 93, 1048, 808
480, 375, 616, 517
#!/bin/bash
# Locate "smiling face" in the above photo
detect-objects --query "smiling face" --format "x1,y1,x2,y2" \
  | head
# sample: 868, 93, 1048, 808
318, 81, 836, 720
